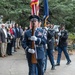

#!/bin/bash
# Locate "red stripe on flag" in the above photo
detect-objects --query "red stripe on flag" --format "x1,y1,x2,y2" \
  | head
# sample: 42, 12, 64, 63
30, 0, 39, 28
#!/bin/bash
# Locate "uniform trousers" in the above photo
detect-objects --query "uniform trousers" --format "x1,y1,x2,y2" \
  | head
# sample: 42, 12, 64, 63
57, 46, 71, 64
47, 49, 55, 66
37, 59, 44, 75
26, 52, 44, 75
26, 52, 36, 75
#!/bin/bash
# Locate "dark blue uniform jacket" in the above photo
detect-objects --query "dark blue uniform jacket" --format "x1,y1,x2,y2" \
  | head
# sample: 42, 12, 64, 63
22, 28, 46, 59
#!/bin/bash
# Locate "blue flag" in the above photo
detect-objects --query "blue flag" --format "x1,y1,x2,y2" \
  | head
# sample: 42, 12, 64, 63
43, 0, 49, 19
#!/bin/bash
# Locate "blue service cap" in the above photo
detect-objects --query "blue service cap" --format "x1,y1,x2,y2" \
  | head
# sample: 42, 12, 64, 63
29, 15, 40, 22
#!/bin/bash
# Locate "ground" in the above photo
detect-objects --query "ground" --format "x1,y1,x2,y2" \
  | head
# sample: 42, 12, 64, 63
0, 48, 75, 75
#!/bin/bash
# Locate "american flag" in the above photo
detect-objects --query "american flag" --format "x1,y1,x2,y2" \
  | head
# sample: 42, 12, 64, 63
30, 0, 39, 15
30, 0, 39, 28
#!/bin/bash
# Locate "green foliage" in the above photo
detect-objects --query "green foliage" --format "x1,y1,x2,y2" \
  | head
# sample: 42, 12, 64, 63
68, 33, 75, 40
49, 0, 73, 27
0, 0, 30, 27
0, 0, 74, 30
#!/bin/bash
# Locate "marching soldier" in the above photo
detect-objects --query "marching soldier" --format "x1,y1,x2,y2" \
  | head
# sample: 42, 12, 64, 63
22, 15, 46, 75
46, 24, 56, 70
55, 24, 71, 66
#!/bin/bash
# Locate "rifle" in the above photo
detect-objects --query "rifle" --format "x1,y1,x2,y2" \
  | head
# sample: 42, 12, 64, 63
55, 32, 59, 46
55, 30, 60, 47
31, 21, 37, 64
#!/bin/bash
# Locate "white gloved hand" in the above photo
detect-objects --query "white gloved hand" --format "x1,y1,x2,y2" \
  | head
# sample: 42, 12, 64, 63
58, 32, 61, 36
28, 48, 35, 54
55, 39, 58, 42
45, 44, 48, 49
30, 36, 37, 41
44, 27, 48, 31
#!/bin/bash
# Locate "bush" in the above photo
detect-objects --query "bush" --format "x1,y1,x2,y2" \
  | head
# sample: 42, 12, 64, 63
68, 33, 75, 40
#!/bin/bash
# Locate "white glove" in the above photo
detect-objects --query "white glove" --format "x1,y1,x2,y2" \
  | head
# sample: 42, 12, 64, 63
45, 44, 48, 49
28, 48, 35, 54
58, 32, 61, 36
44, 27, 48, 31
55, 39, 58, 42
30, 36, 37, 41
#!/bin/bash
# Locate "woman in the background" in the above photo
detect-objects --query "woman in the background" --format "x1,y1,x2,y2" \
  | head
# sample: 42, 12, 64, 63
6, 28, 13, 55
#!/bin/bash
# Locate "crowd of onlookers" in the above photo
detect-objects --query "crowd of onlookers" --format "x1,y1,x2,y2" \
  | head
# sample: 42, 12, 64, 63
0, 23, 27, 58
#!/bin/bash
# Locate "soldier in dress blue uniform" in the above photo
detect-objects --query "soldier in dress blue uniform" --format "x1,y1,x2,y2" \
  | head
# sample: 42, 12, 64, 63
55, 24, 71, 66
22, 15, 46, 75
42, 22, 49, 72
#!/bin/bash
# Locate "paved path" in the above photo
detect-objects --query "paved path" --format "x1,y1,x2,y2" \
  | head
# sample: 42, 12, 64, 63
0, 49, 75, 75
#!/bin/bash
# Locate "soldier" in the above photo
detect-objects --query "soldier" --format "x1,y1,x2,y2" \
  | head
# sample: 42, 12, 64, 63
55, 24, 71, 66
46, 24, 56, 70
22, 15, 46, 75
42, 22, 49, 72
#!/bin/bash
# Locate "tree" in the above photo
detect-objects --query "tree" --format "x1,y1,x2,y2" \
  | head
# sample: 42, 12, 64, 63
0, 0, 30, 27
0, 0, 74, 32
48, 0, 74, 31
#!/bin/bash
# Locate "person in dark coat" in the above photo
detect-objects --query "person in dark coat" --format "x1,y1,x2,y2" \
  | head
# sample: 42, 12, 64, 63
15, 23, 21, 49
55, 24, 71, 66
46, 24, 56, 70
22, 15, 46, 75
0, 24, 7, 57
6, 28, 13, 55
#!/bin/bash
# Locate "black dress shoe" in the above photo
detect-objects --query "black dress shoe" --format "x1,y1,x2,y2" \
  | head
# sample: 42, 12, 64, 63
66, 60, 71, 65
55, 63, 60, 66
51, 66, 55, 70
17, 47, 20, 49
14, 50, 17, 52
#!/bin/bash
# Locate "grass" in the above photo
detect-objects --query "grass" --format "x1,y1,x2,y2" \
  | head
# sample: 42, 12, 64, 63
68, 33, 75, 40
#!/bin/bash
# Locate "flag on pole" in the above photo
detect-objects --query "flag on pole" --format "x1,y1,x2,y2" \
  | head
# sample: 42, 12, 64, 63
43, 0, 49, 27
30, 0, 39, 15
30, 0, 39, 28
